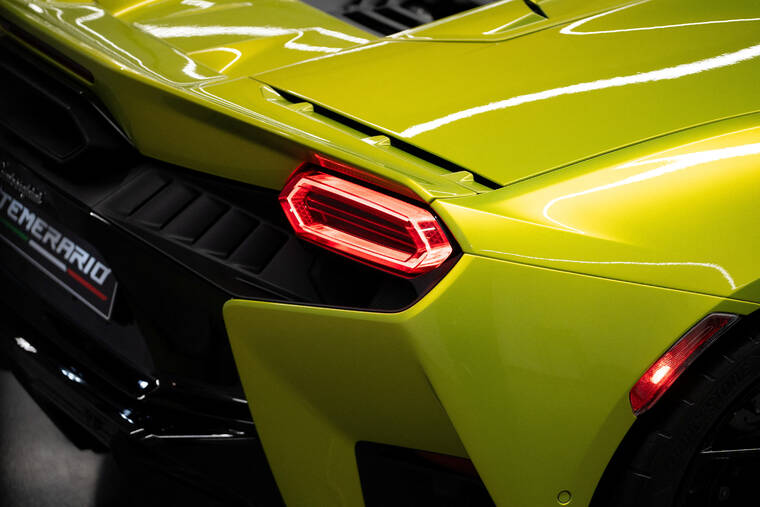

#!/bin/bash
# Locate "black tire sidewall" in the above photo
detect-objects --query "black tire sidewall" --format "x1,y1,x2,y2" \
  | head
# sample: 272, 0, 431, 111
600, 320, 760, 507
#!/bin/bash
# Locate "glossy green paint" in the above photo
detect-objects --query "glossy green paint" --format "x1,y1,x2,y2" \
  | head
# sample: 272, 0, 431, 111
392, 0, 629, 41
4, 0, 760, 505
260, 0, 760, 186
0, 0, 480, 200
4, 0, 759, 193
434, 113, 760, 302
224, 256, 759, 506
391, 0, 546, 41
113, 0, 376, 77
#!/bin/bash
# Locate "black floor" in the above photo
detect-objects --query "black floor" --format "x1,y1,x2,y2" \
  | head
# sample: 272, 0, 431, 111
0, 367, 129, 507
0, 361, 287, 507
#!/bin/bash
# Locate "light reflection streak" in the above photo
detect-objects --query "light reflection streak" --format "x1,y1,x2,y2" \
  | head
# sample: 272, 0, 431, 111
180, 0, 215, 9
61, 368, 84, 384
400, 43, 760, 138
39, 2, 219, 84
181, 57, 209, 79
481, 250, 737, 290
560, 0, 760, 35
284, 41, 341, 53
311, 27, 369, 45
611, 126, 760, 167
483, 13, 536, 35
243, 40, 390, 71
284, 31, 342, 53
137, 24, 292, 38
190, 46, 242, 72
136, 23, 370, 45
113, 0, 162, 17
541, 142, 760, 234
616, 142, 760, 170
14, 337, 37, 354
120, 409, 135, 424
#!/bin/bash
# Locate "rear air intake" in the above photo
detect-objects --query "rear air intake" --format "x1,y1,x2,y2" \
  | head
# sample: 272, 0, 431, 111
279, 157, 453, 277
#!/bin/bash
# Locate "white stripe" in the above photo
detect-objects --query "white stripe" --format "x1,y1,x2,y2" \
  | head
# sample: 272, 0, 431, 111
28, 239, 66, 271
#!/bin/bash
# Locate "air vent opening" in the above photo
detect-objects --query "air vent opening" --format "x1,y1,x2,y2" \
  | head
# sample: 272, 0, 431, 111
303, 0, 499, 36
0, 70, 86, 161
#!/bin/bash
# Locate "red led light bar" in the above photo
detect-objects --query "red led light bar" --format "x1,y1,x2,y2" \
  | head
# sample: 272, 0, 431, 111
630, 313, 737, 416
279, 167, 453, 277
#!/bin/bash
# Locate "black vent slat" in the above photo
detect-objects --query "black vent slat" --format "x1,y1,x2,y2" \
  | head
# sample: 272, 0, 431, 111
376, 5, 429, 26
101, 170, 291, 281
131, 183, 198, 229
0, 28, 458, 312
95, 164, 452, 309
162, 195, 227, 243
228, 225, 288, 273
106, 172, 168, 216
194, 209, 259, 258
99, 169, 307, 296
344, 9, 408, 35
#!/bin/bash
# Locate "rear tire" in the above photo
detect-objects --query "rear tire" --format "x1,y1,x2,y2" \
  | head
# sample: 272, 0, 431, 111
595, 314, 760, 507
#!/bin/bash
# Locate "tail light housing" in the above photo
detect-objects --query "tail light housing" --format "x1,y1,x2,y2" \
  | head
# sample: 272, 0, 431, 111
630, 313, 737, 415
279, 161, 453, 277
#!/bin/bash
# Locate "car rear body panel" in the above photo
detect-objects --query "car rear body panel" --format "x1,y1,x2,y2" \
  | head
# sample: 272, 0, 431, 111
224, 256, 759, 506
258, 0, 760, 186
3, 1, 760, 506
118, 0, 376, 77
5, 0, 759, 195
435, 113, 760, 302
0, 0, 483, 201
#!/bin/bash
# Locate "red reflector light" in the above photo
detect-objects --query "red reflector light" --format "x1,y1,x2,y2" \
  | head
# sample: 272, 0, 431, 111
630, 313, 737, 415
279, 168, 453, 276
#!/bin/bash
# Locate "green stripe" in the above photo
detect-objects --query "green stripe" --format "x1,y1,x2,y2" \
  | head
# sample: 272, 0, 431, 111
0, 218, 28, 242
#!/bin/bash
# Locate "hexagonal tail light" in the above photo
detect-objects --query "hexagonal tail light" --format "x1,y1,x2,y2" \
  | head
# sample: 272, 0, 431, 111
279, 160, 453, 277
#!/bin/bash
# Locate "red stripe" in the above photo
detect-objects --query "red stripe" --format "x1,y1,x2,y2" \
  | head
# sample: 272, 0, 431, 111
66, 268, 107, 301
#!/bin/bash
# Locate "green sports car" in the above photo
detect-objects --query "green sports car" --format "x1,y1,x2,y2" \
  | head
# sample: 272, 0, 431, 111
1, 0, 759, 505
